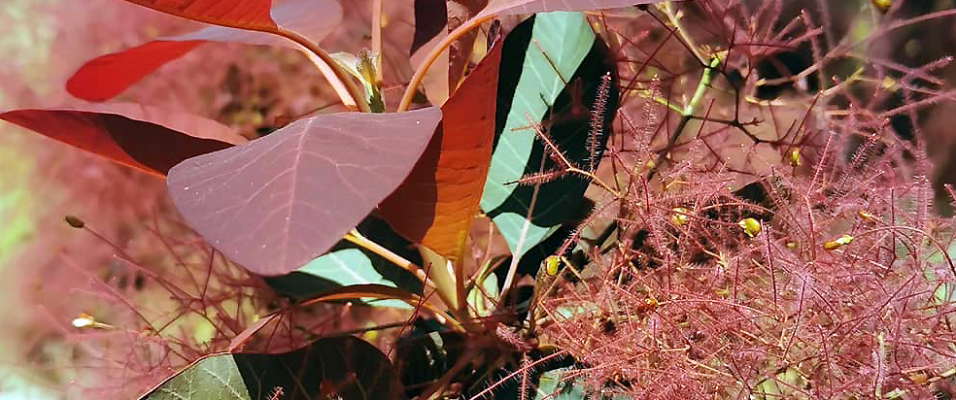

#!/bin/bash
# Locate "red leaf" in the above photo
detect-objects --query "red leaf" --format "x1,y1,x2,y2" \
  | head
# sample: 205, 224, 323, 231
67, 41, 203, 102
0, 104, 245, 177
166, 108, 443, 276
379, 37, 504, 261
68, 0, 342, 101
122, 0, 276, 30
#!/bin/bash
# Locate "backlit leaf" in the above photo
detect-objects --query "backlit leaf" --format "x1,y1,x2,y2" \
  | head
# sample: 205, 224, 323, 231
139, 336, 403, 400
68, 0, 342, 101
0, 104, 244, 177
479, 12, 619, 258
122, 0, 275, 31
167, 107, 442, 276
379, 34, 503, 261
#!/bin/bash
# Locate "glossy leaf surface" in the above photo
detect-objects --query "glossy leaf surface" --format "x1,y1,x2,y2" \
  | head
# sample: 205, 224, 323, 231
480, 12, 618, 258
167, 107, 442, 276
140, 336, 403, 400
69, 0, 342, 101
0, 104, 244, 176
379, 35, 503, 261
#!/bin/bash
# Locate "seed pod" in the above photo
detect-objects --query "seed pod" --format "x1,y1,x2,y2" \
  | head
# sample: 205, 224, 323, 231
65, 215, 85, 229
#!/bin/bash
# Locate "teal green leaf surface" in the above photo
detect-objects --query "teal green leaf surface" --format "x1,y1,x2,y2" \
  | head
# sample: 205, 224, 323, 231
535, 368, 631, 399
481, 12, 619, 258
535, 368, 586, 400
140, 336, 403, 400
265, 217, 422, 308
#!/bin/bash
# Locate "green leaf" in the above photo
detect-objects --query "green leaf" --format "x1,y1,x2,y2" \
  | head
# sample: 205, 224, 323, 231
265, 217, 422, 309
480, 12, 618, 259
535, 368, 585, 400
467, 271, 499, 317
140, 336, 403, 400
535, 367, 632, 400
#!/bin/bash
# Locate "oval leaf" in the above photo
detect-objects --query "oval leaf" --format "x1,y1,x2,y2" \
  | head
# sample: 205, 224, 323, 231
140, 336, 403, 400
378, 34, 504, 261
0, 104, 244, 176
167, 107, 443, 276
122, 0, 276, 31
68, 0, 342, 101
480, 12, 619, 258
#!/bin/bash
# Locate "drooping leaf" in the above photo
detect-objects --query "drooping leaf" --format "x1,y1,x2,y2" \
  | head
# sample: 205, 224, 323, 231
379, 34, 503, 262
68, 0, 342, 101
0, 104, 245, 177
478, 0, 662, 17
167, 107, 442, 276
139, 336, 403, 400
121, 0, 276, 31
265, 216, 423, 308
480, 12, 619, 258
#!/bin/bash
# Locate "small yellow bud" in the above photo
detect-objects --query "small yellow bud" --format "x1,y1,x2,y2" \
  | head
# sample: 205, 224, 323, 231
738, 218, 761, 238
544, 256, 561, 276
789, 148, 802, 167
823, 234, 854, 250
857, 210, 876, 222
907, 372, 930, 385
881, 76, 897, 91
72, 313, 96, 328
872, 0, 891, 14
362, 329, 379, 343
670, 207, 690, 226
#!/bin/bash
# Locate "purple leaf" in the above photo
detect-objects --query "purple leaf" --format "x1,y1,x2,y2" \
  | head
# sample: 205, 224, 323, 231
167, 107, 442, 276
